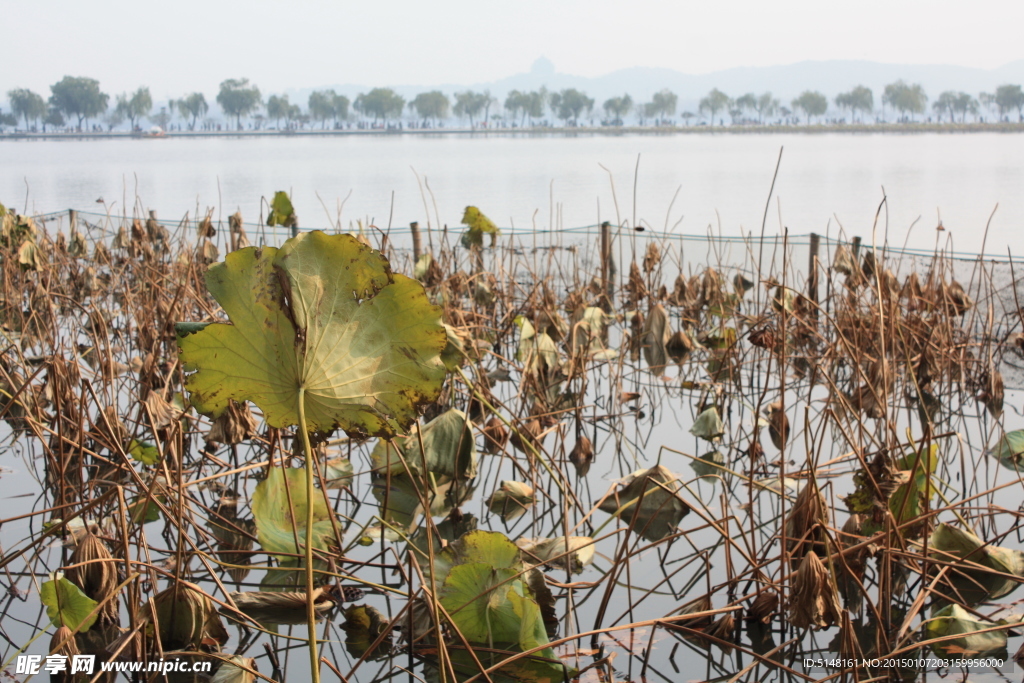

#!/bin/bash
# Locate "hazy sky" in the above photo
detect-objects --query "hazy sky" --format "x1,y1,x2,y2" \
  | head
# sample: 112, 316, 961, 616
4, 0, 1022, 99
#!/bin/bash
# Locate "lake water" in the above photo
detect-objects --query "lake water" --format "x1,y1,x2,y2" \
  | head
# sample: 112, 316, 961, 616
2, 131, 1023, 255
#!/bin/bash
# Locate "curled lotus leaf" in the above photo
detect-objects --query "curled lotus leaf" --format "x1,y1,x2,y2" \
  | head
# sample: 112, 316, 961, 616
486, 480, 536, 522
924, 604, 1010, 657
516, 536, 596, 573
990, 429, 1024, 470
598, 465, 690, 541
176, 231, 447, 438
370, 409, 478, 480
927, 523, 1024, 605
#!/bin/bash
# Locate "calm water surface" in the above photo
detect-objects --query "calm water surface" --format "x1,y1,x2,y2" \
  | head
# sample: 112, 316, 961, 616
2, 132, 1022, 254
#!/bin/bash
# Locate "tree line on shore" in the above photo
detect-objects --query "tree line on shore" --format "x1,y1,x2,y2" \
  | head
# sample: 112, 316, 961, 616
3, 76, 1024, 133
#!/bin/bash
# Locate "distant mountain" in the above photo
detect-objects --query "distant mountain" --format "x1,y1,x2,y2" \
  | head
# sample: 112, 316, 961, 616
280, 57, 1024, 119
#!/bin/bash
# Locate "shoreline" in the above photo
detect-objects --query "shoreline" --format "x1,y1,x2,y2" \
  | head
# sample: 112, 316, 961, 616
2, 121, 1024, 141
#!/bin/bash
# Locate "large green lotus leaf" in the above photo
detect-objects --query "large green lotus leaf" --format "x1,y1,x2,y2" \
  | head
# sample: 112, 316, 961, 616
431, 530, 523, 590
441, 564, 522, 644
252, 467, 334, 558
928, 523, 1024, 604
41, 574, 98, 632
370, 409, 477, 480
508, 589, 553, 656
924, 603, 1009, 657
426, 646, 573, 683
176, 231, 447, 437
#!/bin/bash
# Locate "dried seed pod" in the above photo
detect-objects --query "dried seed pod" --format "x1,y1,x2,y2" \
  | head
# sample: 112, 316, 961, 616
786, 482, 828, 561
666, 330, 695, 364
748, 326, 775, 350
50, 626, 81, 683
198, 214, 215, 238
978, 369, 1004, 418
706, 613, 736, 650
207, 400, 257, 445
642, 242, 660, 274
747, 438, 765, 463
229, 211, 250, 251
481, 416, 508, 455
510, 419, 542, 455
66, 531, 120, 623
787, 551, 842, 630
732, 273, 754, 295
670, 274, 690, 307
209, 496, 255, 584
676, 595, 713, 629
944, 280, 972, 315
144, 390, 181, 430
148, 581, 228, 651
568, 436, 594, 477
832, 244, 857, 276
747, 590, 779, 623
767, 401, 789, 451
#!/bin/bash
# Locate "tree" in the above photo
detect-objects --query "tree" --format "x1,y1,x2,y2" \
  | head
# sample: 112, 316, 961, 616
453, 90, 490, 128
835, 86, 873, 123
552, 88, 594, 126
978, 92, 996, 120
791, 91, 828, 124
882, 81, 927, 122
994, 84, 1024, 122
932, 91, 976, 123
332, 94, 350, 127
217, 78, 262, 130
0, 110, 16, 129
410, 91, 450, 126
43, 108, 64, 132
504, 90, 527, 126
753, 92, 779, 124
49, 76, 109, 130
115, 87, 152, 130
735, 93, 757, 121
354, 88, 405, 123
602, 94, 632, 125
481, 91, 497, 126
648, 89, 678, 121
308, 90, 336, 129
698, 89, 731, 125
176, 93, 208, 130
525, 89, 546, 125
266, 94, 290, 128
7, 89, 46, 129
